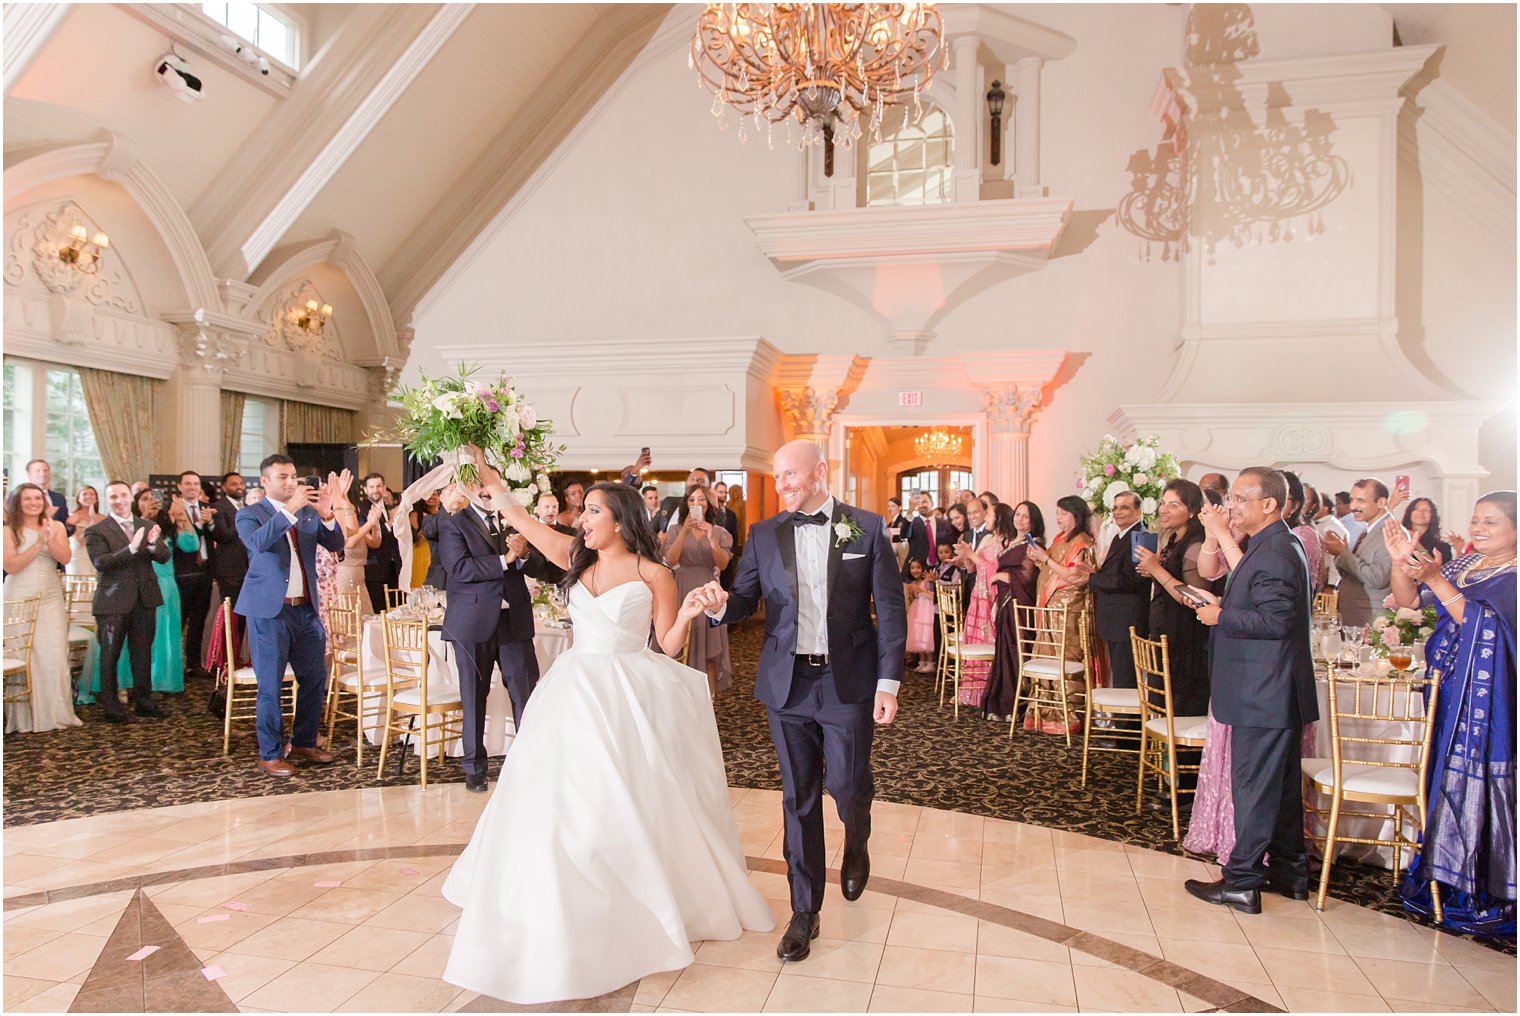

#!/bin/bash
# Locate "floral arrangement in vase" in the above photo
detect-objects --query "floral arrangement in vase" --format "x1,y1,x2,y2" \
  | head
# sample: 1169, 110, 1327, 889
388, 363, 561, 506
1369, 605, 1437, 659
1075, 434, 1181, 522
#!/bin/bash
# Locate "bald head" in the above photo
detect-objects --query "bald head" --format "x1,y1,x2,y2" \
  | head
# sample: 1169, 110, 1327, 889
773, 440, 828, 513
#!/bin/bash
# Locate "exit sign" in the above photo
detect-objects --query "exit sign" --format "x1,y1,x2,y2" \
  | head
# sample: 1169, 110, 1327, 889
898, 391, 922, 407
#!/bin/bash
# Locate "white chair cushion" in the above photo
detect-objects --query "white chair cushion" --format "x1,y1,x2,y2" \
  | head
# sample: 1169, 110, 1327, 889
1091, 687, 1141, 710
1307, 760, 1420, 798
393, 686, 462, 708
954, 644, 997, 659
1145, 714, 1210, 742
232, 664, 297, 685
2, 657, 26, 672
339, 672, 387, 689
1022, 657, 1085, 677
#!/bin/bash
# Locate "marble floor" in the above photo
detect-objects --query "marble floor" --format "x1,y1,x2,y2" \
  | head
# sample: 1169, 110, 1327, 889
3, 786, 1513, 1014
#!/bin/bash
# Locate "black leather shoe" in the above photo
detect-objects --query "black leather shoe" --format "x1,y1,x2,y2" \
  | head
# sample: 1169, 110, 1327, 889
840, 845, 870, 902
133, 697, 166, 718
1265, 881, 1309, 901
101, 707, 131, 724
776, 912, 820, 961
464, 772, 488, 793
1184, 878, 1262, 915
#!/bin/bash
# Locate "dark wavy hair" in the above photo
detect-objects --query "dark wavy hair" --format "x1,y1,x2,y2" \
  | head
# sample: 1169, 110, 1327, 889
1055, 495, 1092, 542
1013, 500, 1046, 546
5, 483, 48, 545
1401, 497, 1444, 552
673, 483, 717, 526
1280, 470, 1306, 527
559, 482, 664, 593
1160, 478, 1206, 569
945, 502, 969, 540
989, 502, 1019, 544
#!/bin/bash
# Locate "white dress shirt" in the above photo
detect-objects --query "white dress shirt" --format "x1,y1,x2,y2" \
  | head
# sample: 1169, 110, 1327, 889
265, 497, 336, 599
474, 505, 519, 607
793, 496, 834, 656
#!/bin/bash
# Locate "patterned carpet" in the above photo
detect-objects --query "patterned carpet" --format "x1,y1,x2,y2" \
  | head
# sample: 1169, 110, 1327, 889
4, 620, 1512, 955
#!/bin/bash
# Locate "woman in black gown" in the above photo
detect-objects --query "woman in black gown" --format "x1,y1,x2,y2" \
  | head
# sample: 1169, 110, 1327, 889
1133, 478, 1211, 717
981, 501, 1044, 720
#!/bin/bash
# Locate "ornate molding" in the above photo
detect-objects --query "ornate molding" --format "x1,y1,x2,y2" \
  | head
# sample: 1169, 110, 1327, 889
747, 198, 1072, 263
3, 289, 179, 379
5, 202, 140, 312
256, 279, 342, 360
980, 384, 1044, 435
175, 318, 246, 384
777, 386, 841, 441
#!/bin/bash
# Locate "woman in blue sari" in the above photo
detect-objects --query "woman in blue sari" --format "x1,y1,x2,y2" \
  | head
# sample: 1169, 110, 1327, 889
1384, 490, 1516, 937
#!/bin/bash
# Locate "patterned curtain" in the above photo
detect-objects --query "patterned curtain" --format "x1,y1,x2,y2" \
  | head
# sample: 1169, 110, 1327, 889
76, 368, 160, 482
280, 400, 357, 446
221, 390, 246, 473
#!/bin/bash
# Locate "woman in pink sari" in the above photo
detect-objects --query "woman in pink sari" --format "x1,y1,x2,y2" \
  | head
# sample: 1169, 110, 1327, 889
1025, 496, 1095, 735
956, 496, 1010, 707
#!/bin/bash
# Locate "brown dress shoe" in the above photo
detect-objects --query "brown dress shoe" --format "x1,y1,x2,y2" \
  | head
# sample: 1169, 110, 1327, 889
286, 745, 336, 764
257, 758, 296, 777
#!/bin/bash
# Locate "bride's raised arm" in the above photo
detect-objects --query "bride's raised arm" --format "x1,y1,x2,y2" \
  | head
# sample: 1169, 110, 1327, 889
468, 443, 576, 571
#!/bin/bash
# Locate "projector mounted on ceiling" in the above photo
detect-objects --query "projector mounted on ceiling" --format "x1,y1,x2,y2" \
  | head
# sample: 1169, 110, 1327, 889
154, 52, 203, 103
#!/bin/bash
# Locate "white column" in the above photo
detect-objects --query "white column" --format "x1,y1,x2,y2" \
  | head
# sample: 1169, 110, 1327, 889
981, 385, 1042, 503
173, 324, 240, 473
951, 35, 982, 203
1014, 57, 1044, 198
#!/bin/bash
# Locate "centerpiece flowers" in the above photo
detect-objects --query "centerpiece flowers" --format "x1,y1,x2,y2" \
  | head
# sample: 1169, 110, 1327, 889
1076, 433, 1181, 523
389, 364, 561, 506
1370, 604, 1437, 659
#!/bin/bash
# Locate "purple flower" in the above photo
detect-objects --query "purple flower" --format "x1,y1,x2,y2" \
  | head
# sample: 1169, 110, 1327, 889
510, 448, 524, 458
485, 399, 500, 412
1104, 464, 1116, 476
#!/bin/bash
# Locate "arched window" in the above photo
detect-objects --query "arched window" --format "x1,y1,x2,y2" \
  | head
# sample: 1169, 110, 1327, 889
862, 103, 955, 207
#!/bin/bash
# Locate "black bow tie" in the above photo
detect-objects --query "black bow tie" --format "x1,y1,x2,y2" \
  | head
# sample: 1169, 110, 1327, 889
791, 511, 828, 527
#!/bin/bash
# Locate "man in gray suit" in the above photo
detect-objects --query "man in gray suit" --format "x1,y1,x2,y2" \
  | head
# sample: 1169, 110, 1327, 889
1321, 477, 1398, 626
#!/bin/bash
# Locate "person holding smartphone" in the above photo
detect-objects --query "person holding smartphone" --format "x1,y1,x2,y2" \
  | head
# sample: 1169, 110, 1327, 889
1134, 479, 1214, 720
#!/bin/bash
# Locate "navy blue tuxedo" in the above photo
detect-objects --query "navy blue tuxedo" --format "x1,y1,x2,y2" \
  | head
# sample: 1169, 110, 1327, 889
715, 499, 906, 914
234, 498, 345, 761
1208, 518, 1318, 891
437, 508, 540, 774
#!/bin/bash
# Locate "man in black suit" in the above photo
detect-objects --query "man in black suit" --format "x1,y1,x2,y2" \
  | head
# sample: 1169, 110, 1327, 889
1185, 467, 1317, 914
85, 481, 171, 722
158, 471, 217, 678
903, 492, 942, 576
438, 488, 541, 792
361, 472, 402, 610
208, 471, 249, 614
1079, 490, 1150, 693
26, 459, 72, 534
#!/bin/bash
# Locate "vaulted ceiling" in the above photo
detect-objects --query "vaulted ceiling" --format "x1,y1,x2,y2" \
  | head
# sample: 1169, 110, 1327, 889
4, 2, 672, 330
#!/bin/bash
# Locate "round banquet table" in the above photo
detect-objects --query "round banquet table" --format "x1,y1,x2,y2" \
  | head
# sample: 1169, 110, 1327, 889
1305, 663, 1426, 868
358, 615, 573, 758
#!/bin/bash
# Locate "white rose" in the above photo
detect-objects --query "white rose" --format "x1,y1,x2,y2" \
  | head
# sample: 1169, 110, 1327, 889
1102, 480, 1131, 509
537, 472, 551, 489
1141, 497, 1158, 516
504, 461, 531, 484
1132, 472, 1149, 486
518, 404, 537, 430
511, 487, 534, 507
431, 393, 463, 419
1128, 445, 1158, 471
1394, 607, 1424, 624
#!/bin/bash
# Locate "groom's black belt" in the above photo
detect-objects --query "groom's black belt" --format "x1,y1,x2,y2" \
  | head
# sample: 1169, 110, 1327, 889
796, 653, 829, 668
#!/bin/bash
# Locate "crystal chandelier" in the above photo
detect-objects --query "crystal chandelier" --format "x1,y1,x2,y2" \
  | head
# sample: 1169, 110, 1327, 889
914, 428, 963, 463
689, 3, 947, 151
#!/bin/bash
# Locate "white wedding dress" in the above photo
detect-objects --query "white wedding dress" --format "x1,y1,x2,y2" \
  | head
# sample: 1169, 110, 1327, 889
442, 580, 774, 1004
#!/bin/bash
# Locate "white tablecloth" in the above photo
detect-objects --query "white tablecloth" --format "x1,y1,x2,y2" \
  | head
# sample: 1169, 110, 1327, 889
359, 616, 573, 758
1306, 666, 1426, 868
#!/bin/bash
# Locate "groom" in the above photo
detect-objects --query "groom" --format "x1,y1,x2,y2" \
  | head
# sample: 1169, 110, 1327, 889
703, 439, 906, 962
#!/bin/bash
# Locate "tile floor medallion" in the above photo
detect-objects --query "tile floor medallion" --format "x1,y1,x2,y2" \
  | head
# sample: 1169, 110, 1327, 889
3, 787, 1513, 1013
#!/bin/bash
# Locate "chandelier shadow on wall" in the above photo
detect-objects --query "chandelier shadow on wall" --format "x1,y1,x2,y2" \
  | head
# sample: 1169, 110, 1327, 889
690, 3, 947, 159
1117, 3, 1352, 263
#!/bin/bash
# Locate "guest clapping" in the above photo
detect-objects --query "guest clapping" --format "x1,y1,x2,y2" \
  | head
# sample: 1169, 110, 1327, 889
1321, 478, 1397, 625
3, 483, 80, 732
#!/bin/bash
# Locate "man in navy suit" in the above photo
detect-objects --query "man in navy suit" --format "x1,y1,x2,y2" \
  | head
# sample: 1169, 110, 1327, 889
704, 440, 906, 962
1080, 490, 1151, 694
234, 455, 347, 778
1185, 466, 1317, 914
438, 486, 540, 793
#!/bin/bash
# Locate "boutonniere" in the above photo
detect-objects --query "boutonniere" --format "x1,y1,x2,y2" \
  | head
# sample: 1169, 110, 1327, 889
833, 517, 865, 548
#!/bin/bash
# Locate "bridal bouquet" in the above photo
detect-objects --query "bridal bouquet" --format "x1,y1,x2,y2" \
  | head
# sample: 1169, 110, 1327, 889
389, 364, 560, 505
1076, 434, 1180, 522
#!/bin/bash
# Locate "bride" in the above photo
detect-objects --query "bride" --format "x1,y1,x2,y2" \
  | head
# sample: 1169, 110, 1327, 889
441, 450, 774, 1004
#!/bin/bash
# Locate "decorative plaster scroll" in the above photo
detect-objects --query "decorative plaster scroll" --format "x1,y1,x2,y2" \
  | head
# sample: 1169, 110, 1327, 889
5, 203, 140, 313
980, 384, 1044, 434
177, 321, 245, 383
778, 386, 841, 439
256, 280, 342, 360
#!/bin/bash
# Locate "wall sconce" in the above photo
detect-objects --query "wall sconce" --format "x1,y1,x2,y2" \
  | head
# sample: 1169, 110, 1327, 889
58, 224, 110, 274
294, 299, 332, 333
986, 80, 1007, 167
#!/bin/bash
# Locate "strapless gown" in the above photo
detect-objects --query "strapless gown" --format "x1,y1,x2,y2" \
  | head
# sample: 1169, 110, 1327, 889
441, 580, 774, 1003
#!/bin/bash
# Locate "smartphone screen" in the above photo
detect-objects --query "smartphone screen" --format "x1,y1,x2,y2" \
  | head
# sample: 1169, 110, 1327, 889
1395, 474, 1410, 494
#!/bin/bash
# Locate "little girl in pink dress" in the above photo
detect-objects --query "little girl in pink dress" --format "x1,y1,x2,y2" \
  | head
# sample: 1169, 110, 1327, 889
903, 559, 937, 673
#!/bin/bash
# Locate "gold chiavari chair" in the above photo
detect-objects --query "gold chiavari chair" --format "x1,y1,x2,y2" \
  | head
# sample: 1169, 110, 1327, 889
932, 580, 994, 719
324, 591, 386, 764
375, 614, 462, 789
1079, 613, 1142, 786
384, 586, 408, 611
1313, 589, 1339, 618
1303, 665, 1442, 916
3, 594, 42, 709
62, 574, 98, 685
218, 598, 297, 754
1133, 629, 1209, 839
1010, 602, 1086, 746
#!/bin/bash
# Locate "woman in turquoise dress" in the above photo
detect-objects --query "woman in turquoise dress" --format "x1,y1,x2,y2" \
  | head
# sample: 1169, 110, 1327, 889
1384, 490, 1516, 937
78, 490, 198, 702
